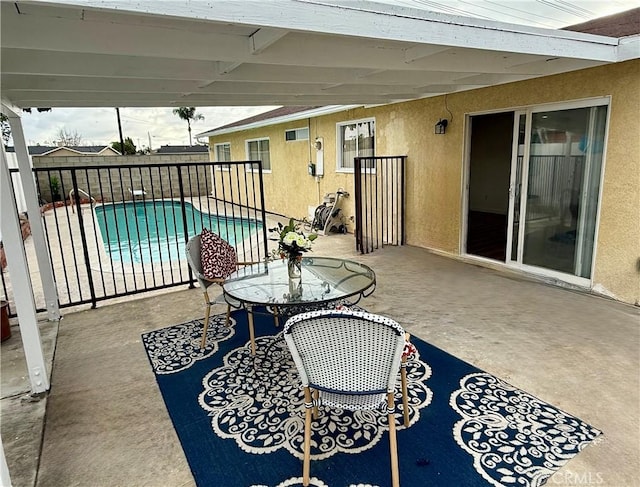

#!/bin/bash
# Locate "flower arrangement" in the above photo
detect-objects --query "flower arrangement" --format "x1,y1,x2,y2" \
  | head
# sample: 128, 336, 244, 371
269, 218, 317, 261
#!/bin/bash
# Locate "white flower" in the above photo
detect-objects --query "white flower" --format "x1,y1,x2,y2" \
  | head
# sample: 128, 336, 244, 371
282, 232, 299, 245
295, 234, 309, 247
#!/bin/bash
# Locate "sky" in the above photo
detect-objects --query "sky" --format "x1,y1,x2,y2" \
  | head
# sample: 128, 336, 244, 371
11, 0, 638, 150
17, 106, 279, 150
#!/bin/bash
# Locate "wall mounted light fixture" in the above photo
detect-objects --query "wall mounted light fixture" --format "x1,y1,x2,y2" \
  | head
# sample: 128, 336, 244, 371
435, 119, 448, 135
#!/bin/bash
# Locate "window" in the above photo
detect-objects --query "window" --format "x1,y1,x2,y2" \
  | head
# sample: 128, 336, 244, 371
285, 127, 309, 141
214, 143, 231, 170
246, 138, 271, 171
337, 119, 375, 171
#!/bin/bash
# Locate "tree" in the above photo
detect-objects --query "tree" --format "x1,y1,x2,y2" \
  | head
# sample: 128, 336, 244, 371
0, 108, 51, 145
23, 108, 52, 114
55, 127, 83, 146
112, 137, 137, 155
172, 107, 204, 146
0, 114, 10, 145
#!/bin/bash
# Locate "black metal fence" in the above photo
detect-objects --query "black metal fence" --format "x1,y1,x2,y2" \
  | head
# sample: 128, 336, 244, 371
2, 161, 268, 315
354, 156, 406, 254
524, 155, 584, 222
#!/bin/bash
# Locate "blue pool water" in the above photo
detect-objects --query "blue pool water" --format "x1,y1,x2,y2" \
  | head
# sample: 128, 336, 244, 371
95, 200, 261, 264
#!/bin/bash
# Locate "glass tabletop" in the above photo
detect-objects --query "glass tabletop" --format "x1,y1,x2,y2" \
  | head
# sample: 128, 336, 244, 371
222, 256, 376, 307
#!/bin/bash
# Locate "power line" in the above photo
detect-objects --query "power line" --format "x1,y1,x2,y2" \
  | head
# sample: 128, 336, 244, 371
121, 115, 155, 124
535, 0, 592, 19
411, 0, 495, 20
553, 0, 596, 16
378, 0, 635, 28
482, 0, 566, 26
457, 0, 556, 27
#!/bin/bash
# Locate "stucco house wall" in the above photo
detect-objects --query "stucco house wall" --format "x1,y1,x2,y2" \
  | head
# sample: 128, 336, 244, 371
207, 59, 639, 305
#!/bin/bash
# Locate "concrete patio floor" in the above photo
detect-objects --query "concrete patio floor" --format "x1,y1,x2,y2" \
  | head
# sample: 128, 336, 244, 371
2, 234, 639, 486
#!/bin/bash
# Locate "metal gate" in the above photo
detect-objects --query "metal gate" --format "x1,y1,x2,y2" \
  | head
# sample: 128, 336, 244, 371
354, 156, 406, 254
2, 161, 268, 315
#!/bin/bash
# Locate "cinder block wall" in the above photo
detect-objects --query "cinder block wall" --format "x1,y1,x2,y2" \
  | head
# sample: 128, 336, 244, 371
33, 153, 211, 203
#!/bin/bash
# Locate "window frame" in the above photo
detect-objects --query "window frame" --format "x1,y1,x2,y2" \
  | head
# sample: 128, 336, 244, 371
245, 137, 271, 172
336, 117, 376, 173
285, 127, 310, 142
213, 142, 232, 171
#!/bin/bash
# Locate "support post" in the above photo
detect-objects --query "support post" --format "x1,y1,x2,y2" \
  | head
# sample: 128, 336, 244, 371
0, 437, 12, 487
5, 107, 60, 320
0, 144, 50, 393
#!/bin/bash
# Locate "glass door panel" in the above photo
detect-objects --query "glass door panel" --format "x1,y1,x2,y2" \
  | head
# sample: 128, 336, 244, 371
520, 105, 607, 278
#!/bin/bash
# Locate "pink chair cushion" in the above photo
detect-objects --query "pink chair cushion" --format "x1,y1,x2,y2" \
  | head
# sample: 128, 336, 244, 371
200, 229, 237, 280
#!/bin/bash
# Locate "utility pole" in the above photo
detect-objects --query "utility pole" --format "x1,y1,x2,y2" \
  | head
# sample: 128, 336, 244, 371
115, 107, 124, 155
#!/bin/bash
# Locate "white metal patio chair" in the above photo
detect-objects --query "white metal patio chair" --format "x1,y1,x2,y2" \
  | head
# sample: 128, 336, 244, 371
284, 309, 407, 487
128, 187, 147, 199
186, 231, 256, 349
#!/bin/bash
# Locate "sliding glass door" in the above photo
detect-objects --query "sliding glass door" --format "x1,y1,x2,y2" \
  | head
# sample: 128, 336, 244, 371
505, 100, 608, 280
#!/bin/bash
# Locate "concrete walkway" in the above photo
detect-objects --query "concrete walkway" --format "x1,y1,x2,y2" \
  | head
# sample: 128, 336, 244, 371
2, 234, 639, 486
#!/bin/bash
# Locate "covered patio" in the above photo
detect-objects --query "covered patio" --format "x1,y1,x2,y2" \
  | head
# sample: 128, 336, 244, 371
1, 1, 639, 486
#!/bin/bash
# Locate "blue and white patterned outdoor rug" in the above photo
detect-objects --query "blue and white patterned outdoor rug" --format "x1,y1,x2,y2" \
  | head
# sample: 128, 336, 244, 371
141, 308, 601, 487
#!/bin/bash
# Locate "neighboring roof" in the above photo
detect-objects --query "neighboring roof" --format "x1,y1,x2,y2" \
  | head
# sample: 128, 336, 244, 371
564, 8, 640, 37
5, 145, 115, 156
198, 105, 358, 138
5, 145, 56, 155
155, 145, 209, 154
212, 106, 320, 132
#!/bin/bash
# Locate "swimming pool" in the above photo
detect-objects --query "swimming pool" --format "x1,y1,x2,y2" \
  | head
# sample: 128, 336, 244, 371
94, 200, 262, 264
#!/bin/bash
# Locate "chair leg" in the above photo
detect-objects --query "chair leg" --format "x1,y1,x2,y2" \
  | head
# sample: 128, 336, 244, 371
400, 360, 410, 427
387, 392, 400, 487
200, 291, 212, 349
247, 308, 256, 356
401, 332, 412, 427
225, 304, 231, 326
312, 389, 319, 420
303, 387, 313, 487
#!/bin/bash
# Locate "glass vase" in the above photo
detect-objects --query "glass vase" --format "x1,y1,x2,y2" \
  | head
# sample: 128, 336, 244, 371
287, 256, 302, 299
287, 256, 302, 280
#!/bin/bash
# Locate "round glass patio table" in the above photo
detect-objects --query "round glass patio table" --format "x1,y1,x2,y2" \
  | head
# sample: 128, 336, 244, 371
223, 256, 376, 354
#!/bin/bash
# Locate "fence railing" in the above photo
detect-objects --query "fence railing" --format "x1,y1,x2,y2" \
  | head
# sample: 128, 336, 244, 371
2, 161, 268, 315
524, 154, 583, 222
354, 156, 406, 254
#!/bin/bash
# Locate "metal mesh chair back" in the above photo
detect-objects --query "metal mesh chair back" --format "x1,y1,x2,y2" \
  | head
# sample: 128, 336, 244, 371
284, 309, 405, 396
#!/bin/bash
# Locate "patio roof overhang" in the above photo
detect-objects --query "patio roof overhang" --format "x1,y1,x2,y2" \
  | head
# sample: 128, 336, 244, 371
1, 0, 635, 110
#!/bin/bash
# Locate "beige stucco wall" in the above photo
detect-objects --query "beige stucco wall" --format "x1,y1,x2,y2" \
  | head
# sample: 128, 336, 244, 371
210, 118, 356, 221
208, 59, 640, 305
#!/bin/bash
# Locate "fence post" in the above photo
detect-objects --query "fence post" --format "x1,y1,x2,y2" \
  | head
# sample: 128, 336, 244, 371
71, 170, 98, 308
354, 157, 363, 253
255, 161, 270, 260
177, 166, 195, 289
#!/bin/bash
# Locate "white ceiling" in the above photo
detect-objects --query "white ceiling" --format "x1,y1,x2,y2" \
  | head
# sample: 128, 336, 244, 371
1, 0, 635, 110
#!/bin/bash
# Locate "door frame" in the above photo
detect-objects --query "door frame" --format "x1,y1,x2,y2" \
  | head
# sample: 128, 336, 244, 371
461, 97, 611, 288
